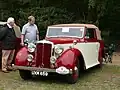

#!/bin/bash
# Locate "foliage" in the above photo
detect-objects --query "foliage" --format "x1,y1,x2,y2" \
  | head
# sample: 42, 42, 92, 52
14, 7, 74, 38
0, 0, 120, 40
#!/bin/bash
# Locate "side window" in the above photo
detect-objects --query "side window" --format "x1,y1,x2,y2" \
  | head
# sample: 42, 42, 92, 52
85, 28, 95, 39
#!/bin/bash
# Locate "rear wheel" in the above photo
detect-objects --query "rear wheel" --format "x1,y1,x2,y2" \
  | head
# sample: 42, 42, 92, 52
66, 58, 80, 84
19, 70, 32, 80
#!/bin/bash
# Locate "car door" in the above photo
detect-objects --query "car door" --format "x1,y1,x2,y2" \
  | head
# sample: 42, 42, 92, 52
83, 28, 100, 68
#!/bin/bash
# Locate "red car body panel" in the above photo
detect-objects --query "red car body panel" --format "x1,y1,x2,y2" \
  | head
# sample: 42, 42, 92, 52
15, 47, 28, 66
56, 49, 76, 69
45, 37, 84, 44
56, 49, 82, 69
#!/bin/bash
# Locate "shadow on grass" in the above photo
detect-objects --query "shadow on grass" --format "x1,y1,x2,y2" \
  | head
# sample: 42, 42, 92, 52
28, 65, 102, 84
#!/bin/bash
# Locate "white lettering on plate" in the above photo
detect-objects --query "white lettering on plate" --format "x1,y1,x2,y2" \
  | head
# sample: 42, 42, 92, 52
31, 71, 48, 76
62, 27, 69, 32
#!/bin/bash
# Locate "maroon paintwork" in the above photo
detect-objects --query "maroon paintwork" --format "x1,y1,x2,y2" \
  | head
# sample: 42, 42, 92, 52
36, 43, 52, 68
56, 49, 81, 69
45, 37, 84, 44
15, 47, 28, 66
15, 43, 52, 68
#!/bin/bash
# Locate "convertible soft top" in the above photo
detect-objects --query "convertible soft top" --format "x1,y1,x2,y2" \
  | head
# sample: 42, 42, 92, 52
49, 24, 98, 29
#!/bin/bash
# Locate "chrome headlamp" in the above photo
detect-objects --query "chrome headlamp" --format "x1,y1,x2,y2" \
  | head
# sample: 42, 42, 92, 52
27, 54, 33, 62
54, 45, 64, 54
28, 43, 36, 53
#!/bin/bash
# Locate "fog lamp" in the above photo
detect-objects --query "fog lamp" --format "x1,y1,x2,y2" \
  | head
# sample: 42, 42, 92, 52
27, 54, 33, 62
50, 56, 56, 64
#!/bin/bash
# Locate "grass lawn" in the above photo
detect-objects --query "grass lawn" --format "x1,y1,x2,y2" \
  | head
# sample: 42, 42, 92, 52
0, 65, 120, 90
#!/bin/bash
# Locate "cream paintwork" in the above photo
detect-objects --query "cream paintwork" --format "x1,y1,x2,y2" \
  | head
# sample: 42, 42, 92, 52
56, 42, 100, 69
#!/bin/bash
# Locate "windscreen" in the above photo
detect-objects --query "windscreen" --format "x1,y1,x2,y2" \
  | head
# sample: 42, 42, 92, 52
47, 27, 84, 38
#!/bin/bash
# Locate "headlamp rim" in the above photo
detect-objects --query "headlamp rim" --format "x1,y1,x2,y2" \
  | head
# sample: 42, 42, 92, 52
54, 45, 64, 54
28, 43, 36, 52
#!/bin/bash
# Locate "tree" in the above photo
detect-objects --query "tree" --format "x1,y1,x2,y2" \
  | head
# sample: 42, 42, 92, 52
1, 0, 120, 41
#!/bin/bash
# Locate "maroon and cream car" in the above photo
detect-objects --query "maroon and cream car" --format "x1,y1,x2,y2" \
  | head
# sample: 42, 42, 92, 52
13, 24, 104, 84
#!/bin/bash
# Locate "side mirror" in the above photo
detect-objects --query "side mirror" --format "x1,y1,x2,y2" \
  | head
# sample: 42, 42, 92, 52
73, 40, 77, 45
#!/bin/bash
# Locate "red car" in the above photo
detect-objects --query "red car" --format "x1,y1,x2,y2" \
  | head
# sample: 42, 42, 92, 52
13, 24, 105, 84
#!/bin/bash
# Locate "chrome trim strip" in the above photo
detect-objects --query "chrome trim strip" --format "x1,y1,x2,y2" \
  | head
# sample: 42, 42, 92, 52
36, 40, 54, 49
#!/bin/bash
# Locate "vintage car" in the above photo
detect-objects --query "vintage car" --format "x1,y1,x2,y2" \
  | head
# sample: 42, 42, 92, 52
0, 21, 21, 69
12, 24, 104, 84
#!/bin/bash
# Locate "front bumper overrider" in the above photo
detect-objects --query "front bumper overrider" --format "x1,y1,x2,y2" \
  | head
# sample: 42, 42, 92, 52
12, 64, 73, 75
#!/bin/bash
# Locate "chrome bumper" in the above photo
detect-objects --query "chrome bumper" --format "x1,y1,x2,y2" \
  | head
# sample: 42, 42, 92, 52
12, 65, 73, 74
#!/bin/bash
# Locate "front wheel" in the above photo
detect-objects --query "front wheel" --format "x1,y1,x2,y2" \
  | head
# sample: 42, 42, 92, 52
66, 58, 80, 84
19, 70, 32, 80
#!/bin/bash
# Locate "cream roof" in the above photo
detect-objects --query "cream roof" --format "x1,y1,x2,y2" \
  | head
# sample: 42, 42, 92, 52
49, 24, 98, 28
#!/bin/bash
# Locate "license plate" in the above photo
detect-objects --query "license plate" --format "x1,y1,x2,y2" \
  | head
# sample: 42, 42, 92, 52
31, 71, 48, 76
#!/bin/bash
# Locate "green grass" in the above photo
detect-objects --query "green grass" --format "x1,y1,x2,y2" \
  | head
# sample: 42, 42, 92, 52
0, 65, 120, 90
